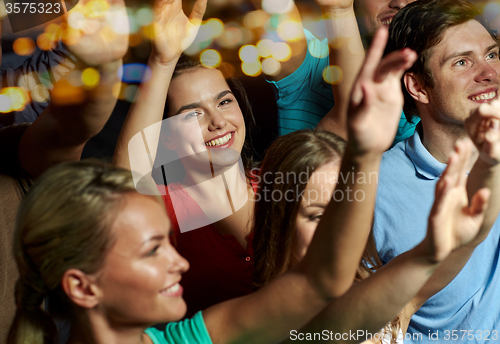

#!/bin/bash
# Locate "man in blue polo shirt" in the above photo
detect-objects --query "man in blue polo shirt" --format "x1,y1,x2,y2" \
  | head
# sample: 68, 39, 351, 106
373, 0, 500, 342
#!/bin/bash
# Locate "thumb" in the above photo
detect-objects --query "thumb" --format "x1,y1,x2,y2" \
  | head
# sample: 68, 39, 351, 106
468, 188, 490, 217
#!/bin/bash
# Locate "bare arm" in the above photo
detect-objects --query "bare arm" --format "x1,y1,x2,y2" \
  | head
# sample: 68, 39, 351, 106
282, 139, 490, 343
316, 1, 365, 139
113, 0, 207, 173
203, 27, 418, 344
17, 0, 128, 180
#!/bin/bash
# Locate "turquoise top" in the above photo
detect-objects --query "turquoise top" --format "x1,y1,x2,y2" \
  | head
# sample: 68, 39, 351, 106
266, 29, 420, 145
145, 311, 212, 344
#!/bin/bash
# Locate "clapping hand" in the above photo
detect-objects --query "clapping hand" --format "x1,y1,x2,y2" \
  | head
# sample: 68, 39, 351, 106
465, 99, 500, 167
425, 139, 490, 263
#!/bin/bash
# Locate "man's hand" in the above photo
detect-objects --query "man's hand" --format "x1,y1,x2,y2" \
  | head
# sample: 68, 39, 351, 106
151, 0, 207, 65
425, 139, 490, 263
63, 0, 129, 67
346, 26, 417, 156
465, 99, 500, 166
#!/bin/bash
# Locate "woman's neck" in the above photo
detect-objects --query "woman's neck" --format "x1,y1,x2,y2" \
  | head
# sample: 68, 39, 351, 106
66, 310, 151, 344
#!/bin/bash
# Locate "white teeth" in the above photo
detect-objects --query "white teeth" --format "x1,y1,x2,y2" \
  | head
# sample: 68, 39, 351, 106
205, 133, 232, 147
162, 283, 180, 294
382, 18, 392, 25
471, 91, 496, 101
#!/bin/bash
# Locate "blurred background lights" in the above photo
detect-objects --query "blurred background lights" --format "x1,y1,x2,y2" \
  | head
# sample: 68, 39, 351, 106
217, 26, 243, 48
13, 38, 35, 56
119, 63, 151, 83
257, 39, 273, 58
239, 45, 259, 63
129, 33, 142, 47
52, 80, 85, 105
241, 61, 262, 77
308, 39, 329, 59
262, 0, 294, 14
483, 2, 500, 23
68, 11, 86, 30
323, 65, 343, 84
124, 84, 139, 103
85, 0, 110, 18
81, 68, 100, 88
0, 95, 12, 113
37, 33, 56, 51
31, 84, 50, 103
200, 49, 222, 68
243, 10, 269, 30
277, 20, 302, 42
205, 18, 224, 38
262, 57, 281, 76
271, 42, 291, 61
135, 7, 153, 26
0, 88, 30, 113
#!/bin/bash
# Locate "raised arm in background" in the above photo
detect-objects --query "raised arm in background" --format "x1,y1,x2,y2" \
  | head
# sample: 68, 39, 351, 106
315, 0, 364, 139
17, 0, 129, 179
113, 0, 207, 172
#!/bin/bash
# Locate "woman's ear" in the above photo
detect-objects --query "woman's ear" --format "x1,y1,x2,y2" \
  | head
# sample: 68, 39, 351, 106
160, 130, 177, 150
61, 269, 101, 309
404, 72, 430, 104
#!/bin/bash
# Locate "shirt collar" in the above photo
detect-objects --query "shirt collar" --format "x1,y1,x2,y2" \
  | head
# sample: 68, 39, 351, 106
405, 123, 447, 180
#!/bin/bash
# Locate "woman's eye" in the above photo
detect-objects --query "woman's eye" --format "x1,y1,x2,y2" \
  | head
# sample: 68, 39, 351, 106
219, 99, 232, 107
309, 214, 323, 221
146, 245, 160, 256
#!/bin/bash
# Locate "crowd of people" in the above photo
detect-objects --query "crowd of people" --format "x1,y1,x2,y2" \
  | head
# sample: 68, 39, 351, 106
1, 0, 500, 343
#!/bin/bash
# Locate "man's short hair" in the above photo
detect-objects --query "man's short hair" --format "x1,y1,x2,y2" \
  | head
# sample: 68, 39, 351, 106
385, 0, 495, 123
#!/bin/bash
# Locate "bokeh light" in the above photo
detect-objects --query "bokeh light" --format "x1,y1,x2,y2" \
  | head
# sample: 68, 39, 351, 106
85, 0, 110, 18
262, 57, 281, 76
200, 49, 222, 68
277, 20, 303, 42
13, 38, 36, 56
239, 45, 259, 63
308, 38, 329, 59
243, 10, 269, 30
0, 88, 30, 112
82, 68, 101, 88
136, 7, 153, 26
37, 33, 56, 51
241, 61, 262, 77
257, 39, 274, 58
217, 26, 243, 48
323, 65, 343, 84
52, 80, 85, 105
31, 84, 50, 103
119, 64, 150, 83
271, 42, 292, 62
205, 18, 224, 38
262, 0, 294, 14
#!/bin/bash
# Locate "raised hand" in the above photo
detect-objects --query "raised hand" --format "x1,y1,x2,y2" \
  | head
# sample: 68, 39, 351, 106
62, 0, 129, 67
465, 99, 500, 167
151, 0, 207, 65
425, 139, 491, 263
346, 26, 417, 156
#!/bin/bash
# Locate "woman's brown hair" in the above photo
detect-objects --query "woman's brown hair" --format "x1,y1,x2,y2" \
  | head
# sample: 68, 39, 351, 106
252, 129, 399, 343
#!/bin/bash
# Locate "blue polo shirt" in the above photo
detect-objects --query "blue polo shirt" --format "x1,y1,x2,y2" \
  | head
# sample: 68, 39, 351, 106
373, 124, 500, 343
